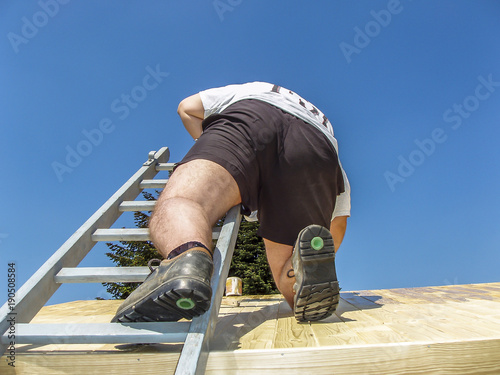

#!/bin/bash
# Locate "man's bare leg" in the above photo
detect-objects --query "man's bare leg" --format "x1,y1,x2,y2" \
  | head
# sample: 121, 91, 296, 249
264, 239, 295, 308
264, 220, 346, 319
149, 159, 242, 257
111, 159, 241, 323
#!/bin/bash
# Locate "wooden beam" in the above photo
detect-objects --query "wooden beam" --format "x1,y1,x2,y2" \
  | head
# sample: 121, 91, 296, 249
205, 337, 500, 374
2, 337, 499, 374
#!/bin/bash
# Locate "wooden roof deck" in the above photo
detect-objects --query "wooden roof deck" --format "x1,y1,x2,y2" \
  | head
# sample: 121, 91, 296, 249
2, 282, 500, 374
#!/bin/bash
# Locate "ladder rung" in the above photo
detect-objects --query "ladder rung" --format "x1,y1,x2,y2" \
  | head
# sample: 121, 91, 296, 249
140, 179, 168, 189
92, 228, 150, 241
92, 227, 222, 242
55, 267, 150, 283
119, 201, 156, 212
156, 162, 175, 171
213, 226, 221, 239
1, 322, 190, 345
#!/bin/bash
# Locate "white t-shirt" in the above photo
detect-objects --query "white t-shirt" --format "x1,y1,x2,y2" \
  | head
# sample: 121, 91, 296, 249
199, 82, 351, 218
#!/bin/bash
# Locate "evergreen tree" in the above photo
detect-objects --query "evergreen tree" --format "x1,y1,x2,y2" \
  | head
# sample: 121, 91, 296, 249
103, 192, 279, 298
103, 191, 159, 299
229, 219, 279, 295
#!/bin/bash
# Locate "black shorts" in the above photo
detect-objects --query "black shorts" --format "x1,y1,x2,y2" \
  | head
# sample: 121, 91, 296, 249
177, 99, 345, 245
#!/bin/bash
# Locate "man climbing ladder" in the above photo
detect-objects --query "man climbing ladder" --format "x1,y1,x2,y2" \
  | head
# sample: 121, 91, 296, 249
112, 82, 351, 323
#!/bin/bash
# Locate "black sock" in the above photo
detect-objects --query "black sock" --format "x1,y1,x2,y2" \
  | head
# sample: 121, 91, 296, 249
167, 241, 212, 260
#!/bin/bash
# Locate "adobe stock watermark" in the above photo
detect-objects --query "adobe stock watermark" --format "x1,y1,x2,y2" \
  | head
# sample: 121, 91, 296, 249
6, 262, 17, 367
7, 0, 71, 54
51, 64, 169, 182
384, 74, 500, 192
339, 0, 409, 64
0, 233, 8, 246
213, 0, 242, 21
444, 276, 459, 286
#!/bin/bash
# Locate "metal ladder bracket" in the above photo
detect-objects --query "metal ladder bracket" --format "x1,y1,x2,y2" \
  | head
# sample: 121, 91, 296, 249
143, 150, 158, 166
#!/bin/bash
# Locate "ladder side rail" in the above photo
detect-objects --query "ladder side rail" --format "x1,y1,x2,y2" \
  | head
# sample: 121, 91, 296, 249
174, 205, 242, 375
0, 147, 170, 350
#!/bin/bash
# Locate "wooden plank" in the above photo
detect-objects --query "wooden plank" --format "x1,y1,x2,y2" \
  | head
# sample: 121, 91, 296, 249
0, 352, 182, 375
210, 297, 257, 351
360, 287, 500, 342
3, 283, 500, 374
204, 337, 500, 375
309, 320, 367, 346
444, 299, 500, 320
3, 337, 500, 375
239, 297, 285, 349
231, 297, 281, 350
332, 293, 415, 345
466, 283, 500, 294
309, 296, 376, 346
272, 300, 319, 349
375, 287, 445, 304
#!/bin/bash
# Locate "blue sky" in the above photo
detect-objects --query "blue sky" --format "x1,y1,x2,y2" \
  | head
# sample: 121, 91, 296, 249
1, 0, 499, 306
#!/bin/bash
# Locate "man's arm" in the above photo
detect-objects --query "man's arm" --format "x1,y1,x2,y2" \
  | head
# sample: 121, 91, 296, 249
177, 93, 205, 140
330, 215, 348, 253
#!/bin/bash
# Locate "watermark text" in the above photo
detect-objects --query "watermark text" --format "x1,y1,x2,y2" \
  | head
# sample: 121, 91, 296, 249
6, 263, 17, 367
213, 0, 242, 22
52, 64, 169, 182
384, 74, 500, 192
339, 0, 406, 64
7, 0, 71, 54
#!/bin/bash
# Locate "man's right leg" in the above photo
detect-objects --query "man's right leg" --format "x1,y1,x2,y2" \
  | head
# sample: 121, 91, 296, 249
149, 159, 242, 258
111, 159, 242, 322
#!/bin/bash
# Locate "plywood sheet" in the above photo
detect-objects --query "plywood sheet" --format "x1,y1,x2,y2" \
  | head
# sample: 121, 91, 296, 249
2, 282, 500, 374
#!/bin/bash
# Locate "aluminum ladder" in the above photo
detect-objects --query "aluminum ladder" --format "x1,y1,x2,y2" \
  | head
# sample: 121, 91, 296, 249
0, 147, 242, 375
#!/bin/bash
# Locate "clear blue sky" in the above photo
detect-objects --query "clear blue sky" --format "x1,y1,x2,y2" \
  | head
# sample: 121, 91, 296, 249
1, 1, 499, 305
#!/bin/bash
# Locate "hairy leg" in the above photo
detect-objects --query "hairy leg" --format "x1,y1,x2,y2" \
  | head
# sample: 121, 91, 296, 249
149, 159, 242, 258
264, 221, 344, 310
264, 238, 295, 309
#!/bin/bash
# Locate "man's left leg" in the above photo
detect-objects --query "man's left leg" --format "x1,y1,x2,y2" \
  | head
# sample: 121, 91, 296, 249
264, 224, 340, 322
264, 239, 295, 308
